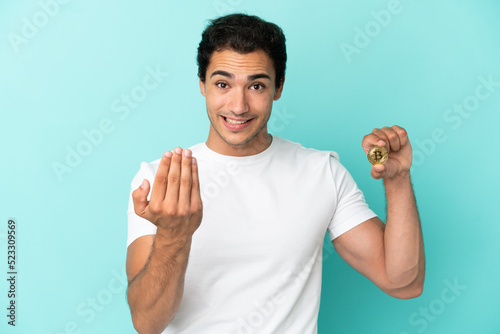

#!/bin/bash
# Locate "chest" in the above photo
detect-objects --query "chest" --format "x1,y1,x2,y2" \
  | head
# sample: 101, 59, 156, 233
191, 161, 336, 268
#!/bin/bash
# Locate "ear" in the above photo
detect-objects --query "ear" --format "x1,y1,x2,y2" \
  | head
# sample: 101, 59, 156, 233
199, 78, 207, 97
273, 77, 285, 101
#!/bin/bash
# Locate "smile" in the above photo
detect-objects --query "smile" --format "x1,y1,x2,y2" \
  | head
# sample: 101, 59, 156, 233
221, 116, 254, 131
224, 117, 251, 125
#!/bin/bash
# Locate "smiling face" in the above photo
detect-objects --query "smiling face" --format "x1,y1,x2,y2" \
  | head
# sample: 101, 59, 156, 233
199, 49, 284, 156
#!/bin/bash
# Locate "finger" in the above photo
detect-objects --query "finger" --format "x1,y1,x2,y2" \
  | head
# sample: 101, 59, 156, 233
132, 179, 151, 217
178, 149, 193, 208
150, 151, 172, 204
372, 128, 391, 151
165, 147, 183, 205
191, 157, 203, 210
392, 125, 409, 147
362, 131, 386, 154
381, 126, 401, 152
370, 164, 385, 180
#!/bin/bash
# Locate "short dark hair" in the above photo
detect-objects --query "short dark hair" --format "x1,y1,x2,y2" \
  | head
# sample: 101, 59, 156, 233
197, 13, 287, 89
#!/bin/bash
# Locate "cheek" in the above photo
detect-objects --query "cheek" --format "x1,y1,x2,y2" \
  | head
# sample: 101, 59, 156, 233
206, 93, 223, 111
250, 93, 274, 112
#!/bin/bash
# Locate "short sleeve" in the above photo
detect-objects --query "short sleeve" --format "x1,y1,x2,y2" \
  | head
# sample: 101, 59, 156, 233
327, 153, 377, 240
126, 161, 159, 248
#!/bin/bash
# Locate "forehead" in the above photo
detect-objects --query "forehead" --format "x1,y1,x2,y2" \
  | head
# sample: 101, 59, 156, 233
207, 49, 276, 79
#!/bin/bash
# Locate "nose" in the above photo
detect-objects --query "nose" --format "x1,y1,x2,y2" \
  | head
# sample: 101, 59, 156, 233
229, 88, 248, 115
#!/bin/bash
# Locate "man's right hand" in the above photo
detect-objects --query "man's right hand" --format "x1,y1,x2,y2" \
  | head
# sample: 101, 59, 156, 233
127, 148, 203, 333
132, 147, 203, 240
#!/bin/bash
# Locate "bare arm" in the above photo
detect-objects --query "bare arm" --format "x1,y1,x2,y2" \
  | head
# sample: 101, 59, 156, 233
126, 148, 203, 334
333, 125, 425, 299
383, 172, 424, 293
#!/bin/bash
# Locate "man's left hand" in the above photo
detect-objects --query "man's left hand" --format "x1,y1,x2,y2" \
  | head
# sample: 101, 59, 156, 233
362, 125, 412, 180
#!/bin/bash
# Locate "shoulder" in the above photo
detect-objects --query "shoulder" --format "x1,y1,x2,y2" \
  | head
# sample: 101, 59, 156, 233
274, 136, 340, 163
274, 137, 354, 188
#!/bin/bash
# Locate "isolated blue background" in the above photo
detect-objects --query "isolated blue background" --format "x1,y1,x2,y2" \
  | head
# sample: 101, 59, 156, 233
1, 0, 499, 333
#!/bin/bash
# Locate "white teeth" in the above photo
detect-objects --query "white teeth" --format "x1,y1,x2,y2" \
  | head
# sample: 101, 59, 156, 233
225, 117, 248, 125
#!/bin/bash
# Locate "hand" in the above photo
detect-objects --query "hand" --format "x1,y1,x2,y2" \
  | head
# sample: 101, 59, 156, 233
132, 147, 203, 239
362, 125, 412, 180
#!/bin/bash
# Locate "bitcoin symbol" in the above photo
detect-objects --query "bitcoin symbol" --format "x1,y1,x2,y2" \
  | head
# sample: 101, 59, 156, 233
367, 146, 388, 165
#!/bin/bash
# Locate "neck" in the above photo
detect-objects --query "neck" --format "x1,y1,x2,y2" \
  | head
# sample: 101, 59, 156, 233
206, 128, 272, 157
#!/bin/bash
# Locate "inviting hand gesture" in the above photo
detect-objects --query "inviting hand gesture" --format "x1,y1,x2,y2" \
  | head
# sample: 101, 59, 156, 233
131, 147, 203, 240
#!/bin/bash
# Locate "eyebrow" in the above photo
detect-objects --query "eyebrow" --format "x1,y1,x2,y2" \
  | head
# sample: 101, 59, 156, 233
248, 73, 271, 81
210, 70, 271, 81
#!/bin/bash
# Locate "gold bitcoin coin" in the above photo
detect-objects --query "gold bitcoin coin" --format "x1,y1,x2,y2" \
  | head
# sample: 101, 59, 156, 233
367, 146, 388, 165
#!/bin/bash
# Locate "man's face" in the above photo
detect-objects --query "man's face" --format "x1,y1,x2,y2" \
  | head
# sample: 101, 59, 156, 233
200, 49, 284, 156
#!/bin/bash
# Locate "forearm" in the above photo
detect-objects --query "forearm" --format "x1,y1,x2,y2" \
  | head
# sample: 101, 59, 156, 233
383, 172, 425, 290
127, 228, 192, 334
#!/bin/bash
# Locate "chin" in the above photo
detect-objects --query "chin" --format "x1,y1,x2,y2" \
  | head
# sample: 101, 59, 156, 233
220, 132, 256, 147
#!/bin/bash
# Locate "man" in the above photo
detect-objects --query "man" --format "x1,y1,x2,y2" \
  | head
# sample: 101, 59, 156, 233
126, 14, 425, 334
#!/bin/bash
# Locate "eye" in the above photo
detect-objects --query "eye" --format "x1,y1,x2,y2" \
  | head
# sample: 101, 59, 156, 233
251, 83, 265, 91
216, 82, 228, 89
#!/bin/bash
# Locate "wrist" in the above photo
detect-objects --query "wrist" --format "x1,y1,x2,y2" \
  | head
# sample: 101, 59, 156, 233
155, 227, 193, 248
383, 170, 411, 188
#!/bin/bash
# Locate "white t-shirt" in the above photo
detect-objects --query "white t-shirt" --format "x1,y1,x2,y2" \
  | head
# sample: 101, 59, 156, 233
127, 136, 376, 334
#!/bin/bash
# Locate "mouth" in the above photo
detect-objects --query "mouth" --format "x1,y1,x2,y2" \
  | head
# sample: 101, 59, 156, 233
223, 116, 252, 124
221, 115, 253, 131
